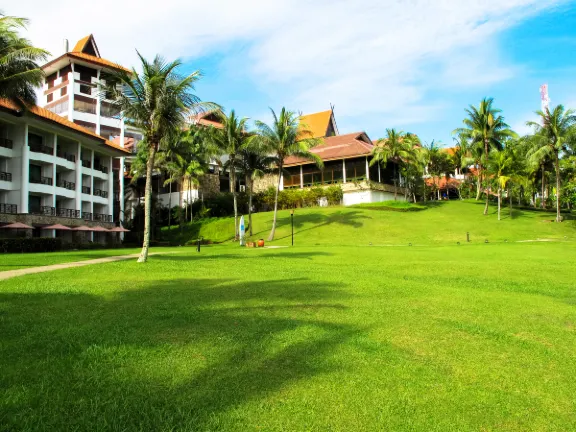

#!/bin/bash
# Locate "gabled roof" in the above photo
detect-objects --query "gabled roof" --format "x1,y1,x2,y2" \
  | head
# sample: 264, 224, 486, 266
284, 132, 374, 166
189, 111, 224, 129
0, 100, 129, 154
72, 34, 101, 57
298, 110, 335, 139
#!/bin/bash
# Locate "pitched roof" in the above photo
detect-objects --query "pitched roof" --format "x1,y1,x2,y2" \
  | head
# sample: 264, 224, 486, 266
299, 110, 333, 139
0, 100, 129, 154
189, 111, 224, 129
284, 132, 374, 166
72, 34, 100, 56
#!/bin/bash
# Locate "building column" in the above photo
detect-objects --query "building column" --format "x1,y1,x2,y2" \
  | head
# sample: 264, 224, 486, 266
300, 165, 304, 189
21, 124, 29, 213
67, 71, 74, 122
119, 119, 125, 229
52, 134, 58, 207
342, 159, 346, 183
365, 156, 370, 181
95, 70, 101, 136
108, 156, 114, 220
75, 142, 82, 212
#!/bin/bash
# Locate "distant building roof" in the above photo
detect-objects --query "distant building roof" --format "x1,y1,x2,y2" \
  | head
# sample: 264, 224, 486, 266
189, 111, 224, 129
285, 132, 374, 166
0, 99, 129, 154
298, 110, 337, 139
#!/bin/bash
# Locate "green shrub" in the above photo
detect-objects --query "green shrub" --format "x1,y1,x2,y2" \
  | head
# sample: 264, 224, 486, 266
254, 185, 344, 210
0, 237, 63, 253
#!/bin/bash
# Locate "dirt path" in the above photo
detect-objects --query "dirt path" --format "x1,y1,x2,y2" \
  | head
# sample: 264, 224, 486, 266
0, 253, 170, 281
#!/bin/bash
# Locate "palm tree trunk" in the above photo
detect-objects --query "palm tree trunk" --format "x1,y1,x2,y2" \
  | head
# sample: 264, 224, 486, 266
247, 175, 254, 236
189, 183, 193, 223
497, 188, 501, 221
168, 181, 172, 231
179, 182, 184, 233
541, 166, 546, 209
230, 164, 238, 240
508, 188, 512, 218
475, 172, 482, 200
138, 144, 156, 263
268, 166, 282, 241
555, 153, 561, 222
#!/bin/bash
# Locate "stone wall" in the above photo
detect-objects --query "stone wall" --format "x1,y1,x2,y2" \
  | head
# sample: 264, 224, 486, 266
253, 174, 279, 193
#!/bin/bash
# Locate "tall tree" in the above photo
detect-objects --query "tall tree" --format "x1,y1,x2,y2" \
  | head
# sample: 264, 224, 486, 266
371, 129, 412, 200
425, 141, 454, 200
0, 13, 49, 107
526, 105, 576, 222
253, 108, 322, 241
208, 110, 250, 240
236, 147, 274, 236
487, 149, 515, 221
103, 54, 215, 262
454, 98, 515, 215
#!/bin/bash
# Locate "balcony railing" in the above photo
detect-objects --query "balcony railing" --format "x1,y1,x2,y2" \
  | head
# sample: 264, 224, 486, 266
94, 164, 109, 174
0, 138, 13, 149
82, 211, 92, 221
0, 171, 12, 182
30, 176, 53, 186
93, 189, 108, 198
0, 203, 17, 214
56, 179, 76, 190
93, 213, 113, 222
81, 160, 91, 168
56, 148, 76, 163
82, 186, 91, 194
57, 208, 81, 218
30, 206, 56, 216
29, 144, 54, 155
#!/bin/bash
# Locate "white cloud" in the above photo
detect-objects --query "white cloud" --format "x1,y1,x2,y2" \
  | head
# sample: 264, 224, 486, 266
12, 0, 568, 133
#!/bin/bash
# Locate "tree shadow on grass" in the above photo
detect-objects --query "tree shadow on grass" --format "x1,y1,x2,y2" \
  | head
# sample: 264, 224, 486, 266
0, 277, 358, 430
150, 250, 334, 263
271, 210, 371, 241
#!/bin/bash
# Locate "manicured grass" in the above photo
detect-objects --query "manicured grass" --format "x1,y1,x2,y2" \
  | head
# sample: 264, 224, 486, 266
350, 200, 427, 211
1, 242, 576, 430
163, 200, 576, 246
0, 248, 145, 271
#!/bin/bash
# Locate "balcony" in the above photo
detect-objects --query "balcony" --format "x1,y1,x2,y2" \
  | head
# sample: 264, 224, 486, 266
0, 203, 17, 214
93, 213, 112, 222
30, 176, 53, 186
56, 179, 76, 191
57, 208, 81, 218
82, 211, 92, 221
0, 138, 13, 149
30, 206, 56, 216
82, 186, 91, 194
94, 164, 109, 174
0, 171, 12, 182
81, 160, 91, 168
94, 189, 108, 198
56, 148, 76, 163
29, 144, 54, 155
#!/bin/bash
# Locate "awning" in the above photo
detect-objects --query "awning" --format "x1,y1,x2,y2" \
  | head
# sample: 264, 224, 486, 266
41, 224, 72, 230
72, 226, 93, 231
109, 226, 130, 232
0, 222, 34, 229
91, 226, 110, 232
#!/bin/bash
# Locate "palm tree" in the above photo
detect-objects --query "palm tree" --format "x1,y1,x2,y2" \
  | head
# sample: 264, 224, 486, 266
103, 54, 215, 262
487, 149, 515, 221
208, 110, 250, 240
253, 108, 323, 241
371, 129, 412, 200
526, 105, 576, 222
0, 13, 50, 107
236, 147, 274, 236
425, 141, 454, 200
454, 98, 515, 215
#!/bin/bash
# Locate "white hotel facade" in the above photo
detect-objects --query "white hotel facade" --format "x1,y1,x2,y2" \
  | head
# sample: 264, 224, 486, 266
0, 35, 139, 238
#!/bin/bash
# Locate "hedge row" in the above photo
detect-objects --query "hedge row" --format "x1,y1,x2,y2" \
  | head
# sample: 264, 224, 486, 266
0, 238, 122, 254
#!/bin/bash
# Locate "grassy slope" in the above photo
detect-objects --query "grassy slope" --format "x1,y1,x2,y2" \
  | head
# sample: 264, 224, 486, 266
0, 248, 146, 272
1, 243, 575, 430
163, 200, 576, 246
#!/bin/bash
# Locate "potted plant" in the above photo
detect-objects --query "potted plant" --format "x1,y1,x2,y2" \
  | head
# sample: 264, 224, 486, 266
257, 239, 265, 247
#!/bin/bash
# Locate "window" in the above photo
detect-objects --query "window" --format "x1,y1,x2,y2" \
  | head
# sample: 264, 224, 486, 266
28, 133, 43, 147
61, 86, 67, 97
46, 73, 57, 89
345, 159, 367, 181
47, 93, 53, 103
74, 99, 96, 114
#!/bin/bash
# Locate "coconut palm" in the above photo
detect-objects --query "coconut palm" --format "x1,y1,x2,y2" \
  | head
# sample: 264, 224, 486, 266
0, 13, 50, 107
236, 147, 275, 236
103, 53, 216, 262
371, 129, 412, 200
526, 105, 576, 222
454, 98, 516, 215
253, 108, 323, 241
487, 149, 515, 221
208, 110, 250, 240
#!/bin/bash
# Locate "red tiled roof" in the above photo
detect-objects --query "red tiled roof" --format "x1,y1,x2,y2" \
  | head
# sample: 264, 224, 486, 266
111, 136, 135, 149
0, 100, 129, 154
425, 177, 461, 188
189, 112, 224, 129
285, 132, 373, 166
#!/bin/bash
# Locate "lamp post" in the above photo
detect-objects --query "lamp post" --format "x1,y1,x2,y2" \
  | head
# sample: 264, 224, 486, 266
291, 209, 294, 246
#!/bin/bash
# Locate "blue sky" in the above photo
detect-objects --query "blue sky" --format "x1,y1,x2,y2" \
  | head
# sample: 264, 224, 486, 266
19, 0, 576, 146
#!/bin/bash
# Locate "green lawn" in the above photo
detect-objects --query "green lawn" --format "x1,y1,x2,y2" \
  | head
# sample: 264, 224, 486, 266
163, 200, 576, 246
0, 248, 146, 271
1, 242, 576, 430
